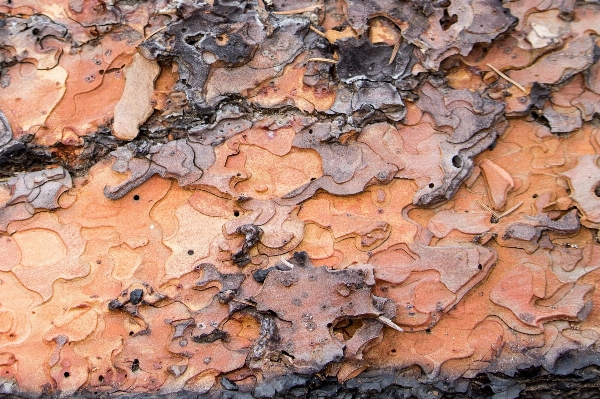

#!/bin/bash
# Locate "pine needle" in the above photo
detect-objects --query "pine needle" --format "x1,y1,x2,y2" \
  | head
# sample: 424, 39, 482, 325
476, 200, 502, 219
388, 41, 400, 65
498, 201, 523, 218
145, 25, 167, 40
487, 63, 526, 93
309, 25, 327, 38
476, 200, 523, 221
231, 298, 256, 307
378, 316, 404, 332
307, 57, 337, 64
272, 4, 322, 14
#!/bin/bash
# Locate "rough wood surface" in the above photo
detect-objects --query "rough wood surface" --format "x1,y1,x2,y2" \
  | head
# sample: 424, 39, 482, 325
0, 0, 599, 397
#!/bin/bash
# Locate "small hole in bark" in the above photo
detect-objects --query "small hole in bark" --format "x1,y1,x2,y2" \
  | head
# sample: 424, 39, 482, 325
131, 359, 140, 372
429, 183, 435, 188
129, 331, 134, 336
478, 264, 482, 270
426, 329, 431, 334
234, 210, 240, 217
452, 155, 462, 168
391, 349, 396, 353
440, 9, 458, 31
99, 375, 104, 382
594, 184, 600, 198
188, 250, 194, 255
532, 194, 538, 198
133, 195, 140, 201
333, 318, 364, 340
185, 33, 205, 45
32, 28, 40, 35
64, 372, 70, 378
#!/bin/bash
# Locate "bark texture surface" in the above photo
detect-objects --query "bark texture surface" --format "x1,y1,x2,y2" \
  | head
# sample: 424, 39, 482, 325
1, 0, 600, 398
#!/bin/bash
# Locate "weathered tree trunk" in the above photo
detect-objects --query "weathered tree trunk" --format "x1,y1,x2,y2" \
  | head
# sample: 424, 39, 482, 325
1, 0, 600, 398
